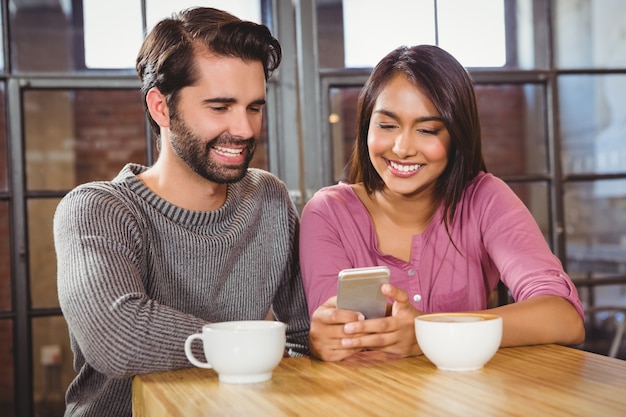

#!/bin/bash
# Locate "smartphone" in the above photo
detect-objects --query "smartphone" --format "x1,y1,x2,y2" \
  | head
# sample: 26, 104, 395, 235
336, 266, 390, 319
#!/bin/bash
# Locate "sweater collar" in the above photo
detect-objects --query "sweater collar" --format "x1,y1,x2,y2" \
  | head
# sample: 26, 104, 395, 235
115, 163, 245, 227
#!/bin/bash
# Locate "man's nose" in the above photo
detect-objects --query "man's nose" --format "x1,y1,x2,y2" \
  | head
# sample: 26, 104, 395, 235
228, 109, 255, 139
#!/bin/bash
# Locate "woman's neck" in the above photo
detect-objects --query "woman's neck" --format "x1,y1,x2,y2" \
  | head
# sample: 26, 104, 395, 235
352, 184, 441, 262
370, 188, 440, 232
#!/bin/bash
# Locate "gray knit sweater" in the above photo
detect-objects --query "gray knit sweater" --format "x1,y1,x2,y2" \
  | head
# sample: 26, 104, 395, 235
54, 163, 310, 417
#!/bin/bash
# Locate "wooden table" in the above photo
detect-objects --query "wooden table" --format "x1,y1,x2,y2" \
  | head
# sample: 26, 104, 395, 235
133, 344, 626, 416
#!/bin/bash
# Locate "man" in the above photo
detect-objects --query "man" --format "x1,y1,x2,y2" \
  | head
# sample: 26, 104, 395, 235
54, 7, 309, 417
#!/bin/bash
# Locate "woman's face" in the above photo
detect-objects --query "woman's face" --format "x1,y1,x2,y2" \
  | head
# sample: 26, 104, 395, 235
367, 74, 451, 198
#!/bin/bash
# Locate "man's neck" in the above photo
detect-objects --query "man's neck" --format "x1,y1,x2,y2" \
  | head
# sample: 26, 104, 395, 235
138, 153, 228, 212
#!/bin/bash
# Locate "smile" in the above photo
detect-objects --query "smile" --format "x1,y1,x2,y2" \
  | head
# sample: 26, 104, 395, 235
388, 160, 422, 172
213, 146, 244, 157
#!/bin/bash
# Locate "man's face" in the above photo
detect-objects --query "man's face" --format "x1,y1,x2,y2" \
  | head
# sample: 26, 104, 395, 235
168, 53, 266, 184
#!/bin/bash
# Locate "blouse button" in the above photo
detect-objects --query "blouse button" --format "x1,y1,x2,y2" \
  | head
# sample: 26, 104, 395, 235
413, 294, 422, 303
408, 269, 416, 276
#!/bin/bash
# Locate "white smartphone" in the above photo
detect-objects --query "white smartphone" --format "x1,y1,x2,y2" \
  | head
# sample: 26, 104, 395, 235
336, 266, 390, 319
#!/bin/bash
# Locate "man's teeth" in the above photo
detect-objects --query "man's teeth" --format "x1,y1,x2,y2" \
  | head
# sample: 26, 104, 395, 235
214, 146, 243, 156
389, 161, 422, 172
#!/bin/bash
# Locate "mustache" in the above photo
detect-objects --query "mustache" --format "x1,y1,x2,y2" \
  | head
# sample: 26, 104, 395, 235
207, 133, 255, 149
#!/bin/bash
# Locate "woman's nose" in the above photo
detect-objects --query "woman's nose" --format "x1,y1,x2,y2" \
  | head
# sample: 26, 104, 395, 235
392, 130, 415, 159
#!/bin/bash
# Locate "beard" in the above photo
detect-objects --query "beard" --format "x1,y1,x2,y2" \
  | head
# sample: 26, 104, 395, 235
168, 111, 256, 184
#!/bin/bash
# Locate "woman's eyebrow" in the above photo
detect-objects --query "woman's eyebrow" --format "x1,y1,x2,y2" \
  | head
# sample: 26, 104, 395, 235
373, 109, 398, 119
373, 109, 443, 123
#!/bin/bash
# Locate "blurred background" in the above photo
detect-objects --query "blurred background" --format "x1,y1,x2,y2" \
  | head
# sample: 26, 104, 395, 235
1, 0, 625, 415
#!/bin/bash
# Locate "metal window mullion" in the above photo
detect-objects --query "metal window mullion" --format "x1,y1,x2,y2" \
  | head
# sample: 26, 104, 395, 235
546, 72, 566, 262
544, 0, 566, 264
8, 77, 33, 417
294, 0, 327, 202
270, 0, 303, 209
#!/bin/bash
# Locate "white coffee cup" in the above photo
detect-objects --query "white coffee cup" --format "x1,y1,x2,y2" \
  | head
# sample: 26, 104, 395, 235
184, 320, 286, 384
415, 313, 502, 372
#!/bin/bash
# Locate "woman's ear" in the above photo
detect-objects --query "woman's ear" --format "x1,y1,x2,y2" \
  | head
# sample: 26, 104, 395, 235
146, 87, 170, 128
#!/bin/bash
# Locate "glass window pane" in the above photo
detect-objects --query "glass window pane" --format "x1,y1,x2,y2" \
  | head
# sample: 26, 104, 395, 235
316, 1, 346, 69
560, 74, 626, 180
0, 320, 14, 417
24, 89, 147, 191
32, 317, 74, 417
83, 0, 143, 69
476, 84, 548, 176
250, 113, 270, 171
320, 0, 527, 69
10, 0, 103, 73
147, 0, 261, 30
565, 179, 626, 275
555, 0, 626, 69
0, 201, 10, 311
565, 179, 626, 311
0, 4, 4, 72
0, 82, 6, 192
514, 0, 550, 70
29, 199, 60, 309
341, 0, 435, 68
13, 0, 264, 72
85, 0, 263, 69
437, 0, 506, 68
328, 86, 361, 183
508, 182, 550, 243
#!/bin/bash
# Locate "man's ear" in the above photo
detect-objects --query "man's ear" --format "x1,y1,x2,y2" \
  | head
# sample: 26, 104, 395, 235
146, 87, 170, 128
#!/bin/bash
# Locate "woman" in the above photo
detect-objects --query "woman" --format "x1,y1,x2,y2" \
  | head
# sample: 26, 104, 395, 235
300, 45, 585, 362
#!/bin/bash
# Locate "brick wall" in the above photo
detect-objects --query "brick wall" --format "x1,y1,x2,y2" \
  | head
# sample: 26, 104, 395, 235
74, 90, 147, 182
476, 85, 527, 176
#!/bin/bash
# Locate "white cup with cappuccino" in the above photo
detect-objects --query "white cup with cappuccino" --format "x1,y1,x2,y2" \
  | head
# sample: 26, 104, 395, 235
415, 313, 502, 372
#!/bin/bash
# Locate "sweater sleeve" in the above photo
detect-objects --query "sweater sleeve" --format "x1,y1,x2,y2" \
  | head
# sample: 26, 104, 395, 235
268, 186, 311, 355
54, 187, 207, 378
473, 175, 584, 319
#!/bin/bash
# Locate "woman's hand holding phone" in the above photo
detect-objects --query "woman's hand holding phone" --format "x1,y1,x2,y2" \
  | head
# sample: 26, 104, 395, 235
308, 296, 368, 362
309, 281, 423, 361
341, 283, 424, 357
336, 266, 390, 319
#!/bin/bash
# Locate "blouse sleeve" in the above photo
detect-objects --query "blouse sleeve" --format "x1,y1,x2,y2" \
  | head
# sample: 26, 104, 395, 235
299, 187, 364, 317
474, 175, 584, 319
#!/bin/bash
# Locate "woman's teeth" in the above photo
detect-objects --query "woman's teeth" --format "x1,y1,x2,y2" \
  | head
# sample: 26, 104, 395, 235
389, 160, 422, 172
